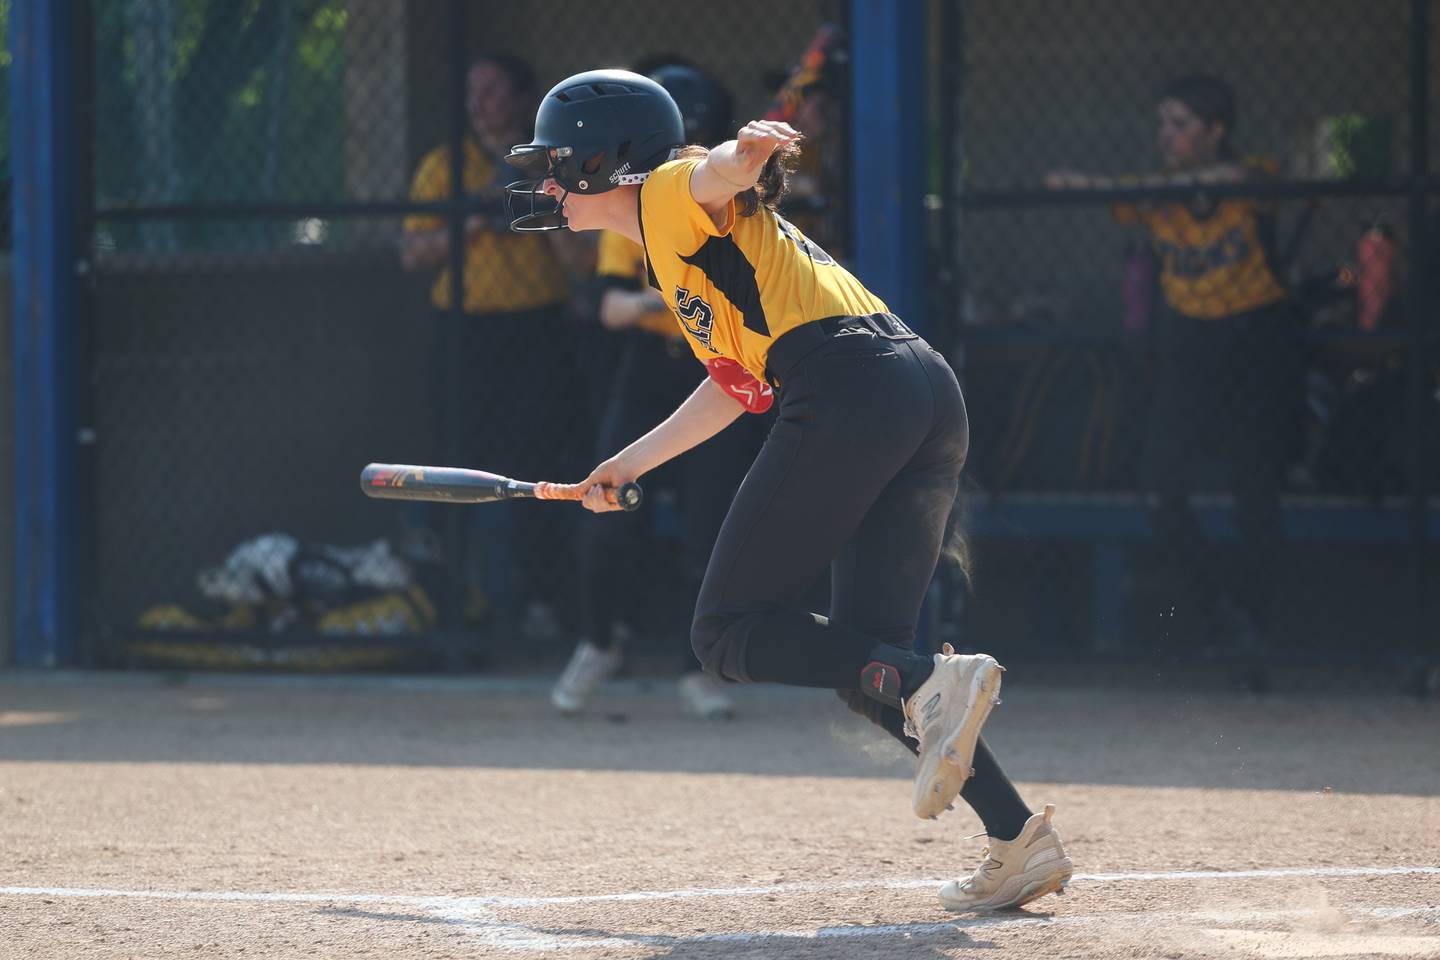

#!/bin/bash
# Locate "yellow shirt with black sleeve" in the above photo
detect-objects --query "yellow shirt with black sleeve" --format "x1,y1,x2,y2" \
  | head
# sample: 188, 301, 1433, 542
638, 158, 887, 383
595, 230, 681, 341
1112, 157, 1288, 320
404, 138, 569, 314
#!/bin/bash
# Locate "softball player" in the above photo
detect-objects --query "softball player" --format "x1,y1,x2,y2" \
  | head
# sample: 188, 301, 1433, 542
507, 70, 1072, 912
553, 65, 761, 720
1047, 74, 1303, 652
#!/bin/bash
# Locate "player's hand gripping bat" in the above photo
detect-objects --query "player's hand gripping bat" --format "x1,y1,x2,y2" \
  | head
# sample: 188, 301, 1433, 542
360, 463, 643, 512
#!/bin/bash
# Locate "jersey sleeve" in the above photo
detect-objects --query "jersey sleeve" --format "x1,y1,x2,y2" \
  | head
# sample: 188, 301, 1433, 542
404, 148, 449, 233
596, 230, 644, 282
640, 159, 736, 251
597, 230, 674, 334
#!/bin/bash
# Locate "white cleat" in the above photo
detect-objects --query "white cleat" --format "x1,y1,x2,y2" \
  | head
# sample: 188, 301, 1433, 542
903, 644, 1004, 819
938, 803, 1073, 912
551, 641, 622, 715
678, 671, 735, 720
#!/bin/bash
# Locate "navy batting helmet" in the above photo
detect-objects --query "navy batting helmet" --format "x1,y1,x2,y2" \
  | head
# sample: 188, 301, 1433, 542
506, 69, 685, 231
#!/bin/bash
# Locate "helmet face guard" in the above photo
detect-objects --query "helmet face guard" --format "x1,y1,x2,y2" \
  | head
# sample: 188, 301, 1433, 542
505, 142, 676, 232
504, 146, 569, 233
504, 69, 686, 232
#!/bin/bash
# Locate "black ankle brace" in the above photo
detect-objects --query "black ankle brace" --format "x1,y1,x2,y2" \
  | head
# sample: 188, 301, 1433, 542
858, 643, 935, 709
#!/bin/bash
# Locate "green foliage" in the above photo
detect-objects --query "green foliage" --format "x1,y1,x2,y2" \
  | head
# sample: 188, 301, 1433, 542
1327, 113, 1394, 181
0, 0, 10, 178
94, 0, 351, 249
0, 0, 12, 69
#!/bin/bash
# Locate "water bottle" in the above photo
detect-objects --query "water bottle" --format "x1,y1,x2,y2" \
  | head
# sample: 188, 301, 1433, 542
1355, 222, 1396, 332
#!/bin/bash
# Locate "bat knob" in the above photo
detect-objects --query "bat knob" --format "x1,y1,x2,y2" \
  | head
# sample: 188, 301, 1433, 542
616, 482, 643, 512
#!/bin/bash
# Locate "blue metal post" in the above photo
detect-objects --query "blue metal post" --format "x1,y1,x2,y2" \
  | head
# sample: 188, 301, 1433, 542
849, 0, 927, 332
11, 0, 79, 666
850, 0, 934, 650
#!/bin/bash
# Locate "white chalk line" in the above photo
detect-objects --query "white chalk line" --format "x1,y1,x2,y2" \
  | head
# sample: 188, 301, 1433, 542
3, 865, 1438, 911
4, 867, 1439, 952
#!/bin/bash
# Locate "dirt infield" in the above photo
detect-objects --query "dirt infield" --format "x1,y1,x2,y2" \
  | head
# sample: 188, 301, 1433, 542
1, 671, 1437, 959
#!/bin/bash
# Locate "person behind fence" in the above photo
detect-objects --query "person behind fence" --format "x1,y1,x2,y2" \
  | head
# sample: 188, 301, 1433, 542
763, 47, 845, 259
400, 54, 592, 643
505, 69, 1073, 912
1046, 74, 1303, 651
551, 64, 765, 721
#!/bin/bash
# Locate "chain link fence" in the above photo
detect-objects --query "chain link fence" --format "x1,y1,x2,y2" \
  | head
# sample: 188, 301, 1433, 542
76, 0, 1437, 683
935, 0, 1438, 684
86, 0, 848, 670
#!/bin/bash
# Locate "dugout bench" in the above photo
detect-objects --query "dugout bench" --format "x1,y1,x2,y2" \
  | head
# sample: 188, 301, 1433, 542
964, 491, 1440, 693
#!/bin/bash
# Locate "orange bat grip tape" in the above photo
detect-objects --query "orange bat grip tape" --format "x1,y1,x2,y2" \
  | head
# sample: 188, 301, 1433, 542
533, 481, 587, 501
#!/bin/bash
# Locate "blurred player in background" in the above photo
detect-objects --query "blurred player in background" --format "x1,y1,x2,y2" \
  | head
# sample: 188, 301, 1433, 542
763, 25, 847, 258
400, 55, 592, 648
552, 64, 764, 720
1047, 74, 1302, 655
507, 69, 1072, 912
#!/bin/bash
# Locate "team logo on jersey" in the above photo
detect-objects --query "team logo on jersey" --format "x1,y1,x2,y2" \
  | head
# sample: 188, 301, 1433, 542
1155, 225, 1250, 279
776, 215, 836, 266
674, 287, 719, 353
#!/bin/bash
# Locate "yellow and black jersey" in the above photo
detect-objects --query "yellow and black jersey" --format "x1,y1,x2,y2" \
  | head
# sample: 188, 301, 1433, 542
638, 158, 887, 382
595, 230, 681, 341
405, 138, 569, 314
1112, 157, 1287, 320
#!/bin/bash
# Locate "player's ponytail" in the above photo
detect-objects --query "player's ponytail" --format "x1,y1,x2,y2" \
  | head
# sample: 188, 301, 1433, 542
677, 140, 804, 217
746, 140, 801, 216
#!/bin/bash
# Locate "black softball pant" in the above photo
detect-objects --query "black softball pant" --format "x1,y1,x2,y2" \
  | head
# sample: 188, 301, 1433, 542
1142, 300, 1304, 626
689, 321, 1034, 841
690, 324, 969, 690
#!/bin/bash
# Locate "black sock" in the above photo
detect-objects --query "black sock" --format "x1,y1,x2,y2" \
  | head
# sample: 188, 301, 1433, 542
959, 737, 1033, 841
838, 696, 1033, 841
835, 691, 919, 756
858, 642, 935, 710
